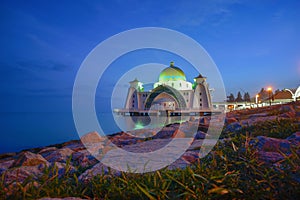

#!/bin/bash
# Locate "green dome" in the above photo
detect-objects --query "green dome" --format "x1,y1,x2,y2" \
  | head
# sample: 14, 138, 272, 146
159, 62, 186, 82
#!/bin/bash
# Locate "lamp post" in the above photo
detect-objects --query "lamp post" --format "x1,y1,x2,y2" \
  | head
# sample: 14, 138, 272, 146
267, 87, 272, 106
255, 94, 259, 107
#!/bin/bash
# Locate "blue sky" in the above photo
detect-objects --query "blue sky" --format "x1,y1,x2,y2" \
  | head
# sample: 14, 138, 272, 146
1, 0, 300, 112
0, 0, 299, 152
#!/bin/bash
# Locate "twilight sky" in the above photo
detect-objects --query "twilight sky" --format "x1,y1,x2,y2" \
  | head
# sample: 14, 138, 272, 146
0, 0, 299, 152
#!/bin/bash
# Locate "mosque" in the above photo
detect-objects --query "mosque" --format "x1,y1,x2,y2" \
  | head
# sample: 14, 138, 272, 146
119, 62, 212, 115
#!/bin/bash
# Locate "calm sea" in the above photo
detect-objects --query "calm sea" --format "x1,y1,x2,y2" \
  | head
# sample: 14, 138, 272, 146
0, 112, 189, 154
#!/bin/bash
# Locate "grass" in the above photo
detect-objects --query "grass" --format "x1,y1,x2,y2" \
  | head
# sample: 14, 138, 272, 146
1, 115, 300, 199
1, 133, 299, 199
239, 118, 299, 139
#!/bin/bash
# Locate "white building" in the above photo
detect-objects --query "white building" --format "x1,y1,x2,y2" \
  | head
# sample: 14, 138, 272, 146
124, 62, 212, 112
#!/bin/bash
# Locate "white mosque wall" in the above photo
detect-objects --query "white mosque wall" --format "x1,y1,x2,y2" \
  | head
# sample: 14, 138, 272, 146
153, 80, 192, 90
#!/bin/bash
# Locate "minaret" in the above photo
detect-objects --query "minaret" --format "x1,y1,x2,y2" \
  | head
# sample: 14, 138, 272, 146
124, 78, 143, 110
192, 74, 212, 109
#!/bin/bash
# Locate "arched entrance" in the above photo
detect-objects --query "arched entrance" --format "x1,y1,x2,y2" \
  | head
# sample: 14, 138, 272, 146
144, 85, 186, 109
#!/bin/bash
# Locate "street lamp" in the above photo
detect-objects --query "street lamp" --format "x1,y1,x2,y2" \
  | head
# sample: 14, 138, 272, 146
255, 94, 259, 107
267, 87, 272, 106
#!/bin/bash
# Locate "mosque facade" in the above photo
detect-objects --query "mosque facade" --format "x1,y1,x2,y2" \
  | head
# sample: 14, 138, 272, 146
123, 62, 212, 112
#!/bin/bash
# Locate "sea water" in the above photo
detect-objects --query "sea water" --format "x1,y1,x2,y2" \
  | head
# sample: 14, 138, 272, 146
0, 112, 189, 153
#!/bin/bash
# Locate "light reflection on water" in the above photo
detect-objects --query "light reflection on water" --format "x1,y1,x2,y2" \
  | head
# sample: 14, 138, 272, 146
113, 114, 191, 132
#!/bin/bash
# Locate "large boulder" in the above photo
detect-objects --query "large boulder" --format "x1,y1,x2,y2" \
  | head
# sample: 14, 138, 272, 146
80, 131, 106, 144
72, 150, 98, 168
286, 132, 300, 146
250, 136, 291, 154
199, 117, 210, 125
13, 151, 49, 167
167, 158, 190, 170
224, 122, 242, 132
240, 116, 277, 126
78, 162, 120, 183
181, 151, 199, 163
38, 147, 58, 158
62, 141, 85, 152
49, 162, 76, 177
3, 164, 47, 184
173, 129, 186, 138
279, 105, 295, 113
194, 131, 206, 140
0, 159, 14, 175
225, 117, 238, 124
152, 128, 175, 139
44, 148, 74, 163
257, 151, 285, 163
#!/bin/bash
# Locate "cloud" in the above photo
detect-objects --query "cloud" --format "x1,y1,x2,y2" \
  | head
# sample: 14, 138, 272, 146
158, 0, 239, 28
0, 60, 72, 97
16, 60, 70, 72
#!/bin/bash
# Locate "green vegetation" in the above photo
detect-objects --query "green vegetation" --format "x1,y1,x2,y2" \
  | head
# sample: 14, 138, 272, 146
1, 130, 299, 199
241, 118, 299, 139
1, 106, 300, 199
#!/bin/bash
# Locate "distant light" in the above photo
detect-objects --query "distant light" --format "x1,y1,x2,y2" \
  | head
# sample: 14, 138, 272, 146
256, 94, 259, 98
267, 87, 272, 91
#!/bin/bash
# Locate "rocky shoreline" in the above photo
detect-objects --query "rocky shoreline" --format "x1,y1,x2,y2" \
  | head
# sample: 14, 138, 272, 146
0, 102, 300, 198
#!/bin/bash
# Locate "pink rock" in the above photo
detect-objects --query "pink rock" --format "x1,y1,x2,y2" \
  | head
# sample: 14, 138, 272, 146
286, 132, 300, 146
173, 129, 186, 138
0, 159, 14, 173
4, 164, 47, 184
44, 148, 74, 163
38, 147, 57, 154
251, 136, 291, 154
181, 151, 199, 163
50, 162, 76, 177
13, 151, 49, 167
81, 131, 106, 144
62, 141, 85, 151
72, 150, 98, 168
257, 151, 284, 163
226, 117, 238, 124
167, 158, 190, 170
78, 162, 120, 182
